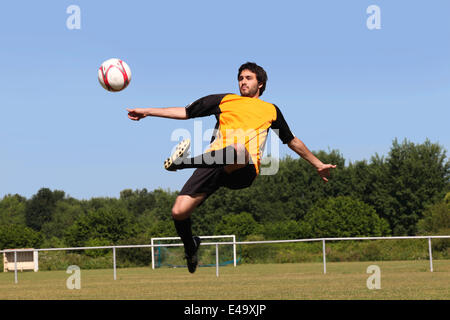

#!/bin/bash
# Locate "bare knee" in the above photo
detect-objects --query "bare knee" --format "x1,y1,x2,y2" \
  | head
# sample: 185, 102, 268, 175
171, 194, 206, 221
172, 205, 190, 221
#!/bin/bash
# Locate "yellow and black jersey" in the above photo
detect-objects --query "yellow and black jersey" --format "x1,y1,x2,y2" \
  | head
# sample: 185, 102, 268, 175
185, 93, 295, 174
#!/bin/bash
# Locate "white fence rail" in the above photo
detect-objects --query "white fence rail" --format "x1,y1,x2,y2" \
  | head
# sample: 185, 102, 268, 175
1, 235, 449, 284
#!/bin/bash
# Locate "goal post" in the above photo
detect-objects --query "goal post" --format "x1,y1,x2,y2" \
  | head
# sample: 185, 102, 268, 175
151, 235, 236, 270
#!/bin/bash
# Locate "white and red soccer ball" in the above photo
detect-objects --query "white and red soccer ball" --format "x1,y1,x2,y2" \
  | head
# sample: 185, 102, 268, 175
98, 58, 131, 92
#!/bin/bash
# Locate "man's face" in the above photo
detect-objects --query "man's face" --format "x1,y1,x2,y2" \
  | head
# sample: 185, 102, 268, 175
238, 69, 262, 98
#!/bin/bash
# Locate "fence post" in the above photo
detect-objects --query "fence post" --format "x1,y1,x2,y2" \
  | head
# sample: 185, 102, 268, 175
233, 235, 237, 267
216, 244, 219, 278
151, 239, 155, 270
14, 251, 18, 284
113, 247, 117, 280
322, 240, 327, 274
428, 238, 433, 273
33, 249, 39, 272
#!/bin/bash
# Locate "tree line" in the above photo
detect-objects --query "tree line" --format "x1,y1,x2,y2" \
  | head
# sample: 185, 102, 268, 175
0, 138, 449, 252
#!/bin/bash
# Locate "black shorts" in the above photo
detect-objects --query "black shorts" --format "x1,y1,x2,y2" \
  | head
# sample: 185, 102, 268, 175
178, 164, 257, 203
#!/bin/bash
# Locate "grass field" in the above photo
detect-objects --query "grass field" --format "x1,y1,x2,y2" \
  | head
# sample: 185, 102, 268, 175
0, 260, 449, 300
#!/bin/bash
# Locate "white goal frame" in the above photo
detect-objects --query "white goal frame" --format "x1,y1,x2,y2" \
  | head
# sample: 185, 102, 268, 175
151, 235, 237, 269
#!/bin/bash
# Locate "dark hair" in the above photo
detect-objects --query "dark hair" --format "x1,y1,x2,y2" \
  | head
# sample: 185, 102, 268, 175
238, 62, 268, 96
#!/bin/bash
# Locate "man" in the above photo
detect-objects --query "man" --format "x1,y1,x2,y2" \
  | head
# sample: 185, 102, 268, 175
127, 62, 336, 273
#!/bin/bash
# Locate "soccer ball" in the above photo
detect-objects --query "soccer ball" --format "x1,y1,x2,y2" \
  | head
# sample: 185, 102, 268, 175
98, 58, 132, 92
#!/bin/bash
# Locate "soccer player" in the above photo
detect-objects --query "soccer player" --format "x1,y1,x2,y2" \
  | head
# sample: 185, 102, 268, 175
127, 62, 336, 273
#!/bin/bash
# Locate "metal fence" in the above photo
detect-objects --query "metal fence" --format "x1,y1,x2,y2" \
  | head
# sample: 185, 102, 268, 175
1, 235, 449, 283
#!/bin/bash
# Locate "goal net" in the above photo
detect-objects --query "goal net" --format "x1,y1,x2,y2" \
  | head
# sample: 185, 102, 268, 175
151, 235, 239, 269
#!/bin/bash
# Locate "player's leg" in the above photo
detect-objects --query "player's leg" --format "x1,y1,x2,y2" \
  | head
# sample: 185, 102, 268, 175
171, 163, 241, 273
165, 139, 250, 171
172, 164, 254, 259
172, 193, 206, 220
172, 193, 206, 273
170, 148, 251, 254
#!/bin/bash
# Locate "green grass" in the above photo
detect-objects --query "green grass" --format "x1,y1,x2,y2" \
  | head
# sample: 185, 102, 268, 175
0, 260, 449, 300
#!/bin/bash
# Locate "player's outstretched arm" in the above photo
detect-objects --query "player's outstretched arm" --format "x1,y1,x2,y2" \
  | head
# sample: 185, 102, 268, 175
288, 137, 337, 183
126, 107, 188, 121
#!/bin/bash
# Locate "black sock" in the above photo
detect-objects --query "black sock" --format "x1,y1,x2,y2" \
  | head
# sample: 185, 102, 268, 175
173, 145, 238, 170
173, 217, 195, 255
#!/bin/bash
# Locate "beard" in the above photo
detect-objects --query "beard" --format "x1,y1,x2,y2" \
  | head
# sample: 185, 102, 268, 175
240, 84, 259, 97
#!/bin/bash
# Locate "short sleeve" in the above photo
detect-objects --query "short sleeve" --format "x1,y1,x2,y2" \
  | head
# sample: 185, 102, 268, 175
271, 105, 295, 144
185, 94, 229, 119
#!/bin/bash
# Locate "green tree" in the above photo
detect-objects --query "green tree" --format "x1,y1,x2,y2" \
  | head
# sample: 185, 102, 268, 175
141, 210, 178, 238
417, 194, 450, 252
346, 156, 398, 227
0, 194, 27, 226
120, 188, 156, 217
0, 224, 43, 249
377, 139, 449, 235
262, 220, 303, 240
25, 188, 65, 231
195, 149, 348, 230
215, 212, 261, 239
40, 199, 84, 239
246, 150, 348, 223
417, 195, 450, 235
65, 206, 137, 247
303, 196, 391, 237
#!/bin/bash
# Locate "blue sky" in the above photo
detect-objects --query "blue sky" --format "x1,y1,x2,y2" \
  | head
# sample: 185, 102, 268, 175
0, 0, 449, 200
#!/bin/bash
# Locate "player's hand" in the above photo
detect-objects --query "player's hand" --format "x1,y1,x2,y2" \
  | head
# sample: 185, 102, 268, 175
317, 164, 337, 183
127, 108, 147, 121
